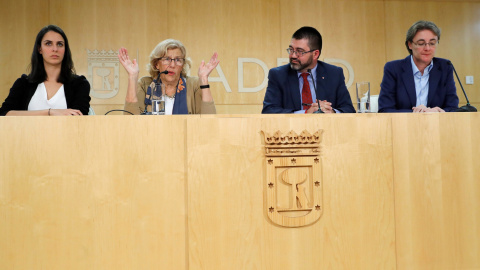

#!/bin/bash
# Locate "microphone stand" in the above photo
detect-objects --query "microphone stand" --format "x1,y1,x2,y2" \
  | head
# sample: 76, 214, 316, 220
308, 69, 324, 114
312, 100, 324, 114
449, 61, 477, 112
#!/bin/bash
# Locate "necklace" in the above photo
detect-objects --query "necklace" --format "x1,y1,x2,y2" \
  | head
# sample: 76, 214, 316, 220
165, 83, 178, 99
153, 76, 183, 100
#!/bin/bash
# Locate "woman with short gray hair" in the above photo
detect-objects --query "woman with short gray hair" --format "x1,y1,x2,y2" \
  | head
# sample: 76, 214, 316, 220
379, 20, 459, 112
118, 39, 218, 115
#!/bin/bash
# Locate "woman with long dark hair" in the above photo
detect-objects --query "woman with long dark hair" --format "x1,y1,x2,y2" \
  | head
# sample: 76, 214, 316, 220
0, 25, 90, 116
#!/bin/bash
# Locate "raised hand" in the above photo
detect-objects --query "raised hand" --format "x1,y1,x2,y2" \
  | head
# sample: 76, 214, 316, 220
198, 52, 219, 81
118, 47, 139, 76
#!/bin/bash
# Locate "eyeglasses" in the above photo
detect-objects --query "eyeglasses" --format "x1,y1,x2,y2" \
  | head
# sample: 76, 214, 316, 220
160, 57, 185, 66
286, 48, 316, 56
412, 40, 438, 48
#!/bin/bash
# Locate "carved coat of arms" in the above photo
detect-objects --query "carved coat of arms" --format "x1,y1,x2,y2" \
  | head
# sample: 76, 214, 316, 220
262, 130, 323, 227
87, 49, 119, 99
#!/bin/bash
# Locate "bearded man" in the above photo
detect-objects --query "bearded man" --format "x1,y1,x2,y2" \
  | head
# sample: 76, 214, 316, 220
262, 26, 355, 114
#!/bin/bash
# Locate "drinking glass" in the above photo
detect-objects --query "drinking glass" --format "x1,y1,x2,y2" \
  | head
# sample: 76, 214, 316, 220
151, 95, 165, 115
356, 82, 370, 113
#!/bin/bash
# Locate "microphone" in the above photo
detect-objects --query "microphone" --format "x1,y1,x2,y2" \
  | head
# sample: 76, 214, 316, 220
307, 69, 324, 114
447, 61, 477, 112
160, 70, 168, 75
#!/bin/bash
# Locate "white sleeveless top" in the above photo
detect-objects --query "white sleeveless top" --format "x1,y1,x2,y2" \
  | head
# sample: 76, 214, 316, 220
28, 83, 67, 111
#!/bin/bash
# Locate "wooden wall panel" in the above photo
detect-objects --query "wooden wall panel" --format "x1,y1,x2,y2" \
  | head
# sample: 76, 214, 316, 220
1, 0, 480, 114
0, 116, 189, 270
49, 0, 168, 109
385, 1, 480, 109
186, 115, 396, 269
215, 104, 264, 114
279, 0, 387, 96
392, 113, 480, 269
168, 0, 281, 106
0, 1, 48, 105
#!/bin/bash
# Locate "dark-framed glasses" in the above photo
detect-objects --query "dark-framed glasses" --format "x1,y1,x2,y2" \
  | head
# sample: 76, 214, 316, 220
160, 57, 185, 66
412, 40, 438, 48
286, 48, 316, 56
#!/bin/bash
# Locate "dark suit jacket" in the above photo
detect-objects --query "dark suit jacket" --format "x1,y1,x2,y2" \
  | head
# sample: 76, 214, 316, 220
378, 56, 459, 112
0, 74, 91, 116
262, 61, 355, 113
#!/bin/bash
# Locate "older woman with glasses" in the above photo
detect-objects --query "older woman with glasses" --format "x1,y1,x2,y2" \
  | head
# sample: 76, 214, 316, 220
118, 39, 218, 115
378, 20, 459, 113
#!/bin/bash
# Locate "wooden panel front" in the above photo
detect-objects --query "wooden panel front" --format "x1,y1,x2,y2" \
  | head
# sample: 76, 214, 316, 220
0, 116, 188, 270
186, 115, 396, 269
1, 114, 479, 269
392, 113, 480, 270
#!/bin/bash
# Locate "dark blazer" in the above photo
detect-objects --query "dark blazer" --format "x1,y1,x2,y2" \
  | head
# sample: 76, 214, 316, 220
0, 74, 91, 116
262, 61, 355, 113
378, 56, 459, 112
